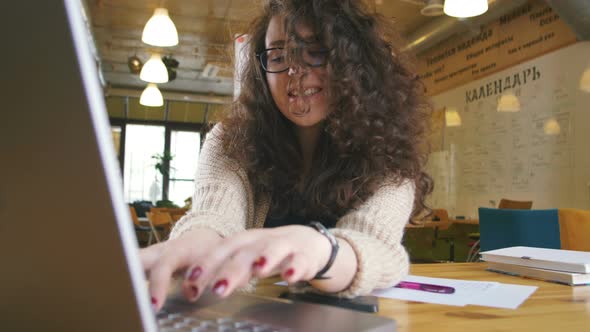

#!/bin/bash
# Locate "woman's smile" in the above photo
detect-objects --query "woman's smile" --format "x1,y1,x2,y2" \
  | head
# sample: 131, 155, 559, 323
288, 86, 324, 103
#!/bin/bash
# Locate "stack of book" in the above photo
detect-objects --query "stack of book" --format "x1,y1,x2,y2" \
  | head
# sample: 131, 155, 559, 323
480, 246, 590, 286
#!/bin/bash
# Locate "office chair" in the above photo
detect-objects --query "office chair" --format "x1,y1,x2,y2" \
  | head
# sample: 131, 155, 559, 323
467, 199, 533, 261
431, 209, 456, 262
558, 208, 590, 251
129, 206, 153, 246
145, 211, 174, 242
150, 207, 188, 221
478, 207, 561, 252
498, 199, 534, 210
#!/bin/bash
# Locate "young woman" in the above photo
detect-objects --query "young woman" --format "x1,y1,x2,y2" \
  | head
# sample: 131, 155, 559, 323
141, 0, 432, 311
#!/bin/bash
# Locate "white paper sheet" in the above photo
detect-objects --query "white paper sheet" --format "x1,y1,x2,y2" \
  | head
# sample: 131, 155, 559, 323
372, 275, 537, 309
372, 275, 499, 306
467, 282, 537, 309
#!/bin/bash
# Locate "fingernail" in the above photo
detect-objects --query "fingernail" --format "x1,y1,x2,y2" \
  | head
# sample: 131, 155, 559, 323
151, 297, 158, 312
213, 279, 228, 296
252, 256, 267, 269
284, 268, 295, 278
186, 266, 202, 281
190, 285, 199, 298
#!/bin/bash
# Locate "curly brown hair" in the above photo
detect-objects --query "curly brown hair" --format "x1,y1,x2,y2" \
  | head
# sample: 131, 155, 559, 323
221, 0, 433, 222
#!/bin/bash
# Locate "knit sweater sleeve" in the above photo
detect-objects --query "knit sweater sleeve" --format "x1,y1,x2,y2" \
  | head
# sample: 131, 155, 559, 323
329, 179, 414, 297
168, 124, 249, 239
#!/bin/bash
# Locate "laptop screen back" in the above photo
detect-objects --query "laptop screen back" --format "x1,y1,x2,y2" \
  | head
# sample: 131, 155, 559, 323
1, 1, 155, 330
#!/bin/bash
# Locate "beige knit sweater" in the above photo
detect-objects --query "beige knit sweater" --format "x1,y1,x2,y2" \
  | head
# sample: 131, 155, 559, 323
169, 124, 413, 297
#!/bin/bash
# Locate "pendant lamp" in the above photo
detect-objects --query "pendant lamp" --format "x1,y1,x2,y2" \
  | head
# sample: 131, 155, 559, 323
543, 118, 561, 135
142, 8, 179, 47
140, 54, 169, 83
445, 108, 462, 127
421, 0, 444, 17
140, 83, 164, 107
497, 92, 520, 112
127, 55, 143, 74
444, 0, 488, 18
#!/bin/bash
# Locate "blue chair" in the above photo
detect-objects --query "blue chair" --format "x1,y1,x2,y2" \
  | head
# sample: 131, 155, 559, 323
478, 207, 561, 253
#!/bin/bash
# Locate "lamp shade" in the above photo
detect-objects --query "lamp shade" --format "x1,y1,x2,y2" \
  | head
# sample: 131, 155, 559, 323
444, 0, 488, 18
140, 83, 164, 107
445, 108, 462, 127
543, 118, 561, 135
421, 0, 444, 17
140, 54, 169, 83
127, 55, 143, 74
580, 67, 590, 93
497, 92, 520, 112
142, 8, 179, 47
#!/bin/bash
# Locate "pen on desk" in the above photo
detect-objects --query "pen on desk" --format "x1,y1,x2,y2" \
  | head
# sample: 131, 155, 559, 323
395, 281, 455, 294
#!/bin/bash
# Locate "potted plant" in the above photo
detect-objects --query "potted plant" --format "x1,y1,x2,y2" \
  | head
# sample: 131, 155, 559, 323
152, 150, 174, 176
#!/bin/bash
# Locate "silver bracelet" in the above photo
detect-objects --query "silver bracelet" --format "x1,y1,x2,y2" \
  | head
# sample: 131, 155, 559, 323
308, 221, 339, 280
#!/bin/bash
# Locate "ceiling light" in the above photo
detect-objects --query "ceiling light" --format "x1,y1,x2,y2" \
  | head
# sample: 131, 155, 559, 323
421, 0, 444, 17
127, 55, 143, 74
140, 54, 169, 83
142, 8, 179, 47
497, 92, 520, 112
543, 118, 561, 136
140, 83, 164, 107
445, 107, 462, 127
580, 66, 590, 93
444, 0, 488, 18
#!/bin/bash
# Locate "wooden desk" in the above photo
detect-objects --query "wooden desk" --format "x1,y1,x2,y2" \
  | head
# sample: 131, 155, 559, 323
255, 263, 590, 332
449, 218, 479, 225
407, 219, 479, 228
406, 221, 454, 229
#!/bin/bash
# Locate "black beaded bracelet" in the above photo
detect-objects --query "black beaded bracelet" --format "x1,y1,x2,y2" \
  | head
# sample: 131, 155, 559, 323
308, 221, 339, 280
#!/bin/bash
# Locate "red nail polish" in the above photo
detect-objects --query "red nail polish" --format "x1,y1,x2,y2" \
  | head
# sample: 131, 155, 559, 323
252, 256, 267, 268
151, 297, 158, 311
213, 279, 228, 295
284, 268, 295, 278
186, 266, 202, 281
190, 285, 199, 298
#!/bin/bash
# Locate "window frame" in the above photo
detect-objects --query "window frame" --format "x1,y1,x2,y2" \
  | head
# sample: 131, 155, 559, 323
110, 117, 206, 202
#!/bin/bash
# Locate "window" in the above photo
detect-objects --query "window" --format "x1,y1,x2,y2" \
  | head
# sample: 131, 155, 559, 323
169, 130, 201, 206
123, 124, 165, 204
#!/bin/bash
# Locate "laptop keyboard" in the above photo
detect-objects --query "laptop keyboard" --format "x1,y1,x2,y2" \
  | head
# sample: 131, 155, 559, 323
157, 311, 289, 332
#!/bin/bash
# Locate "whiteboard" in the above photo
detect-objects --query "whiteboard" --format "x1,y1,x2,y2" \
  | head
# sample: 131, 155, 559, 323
428, 42, 590, 218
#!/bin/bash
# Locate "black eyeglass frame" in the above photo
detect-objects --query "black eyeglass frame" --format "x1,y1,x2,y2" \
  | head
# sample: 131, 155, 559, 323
255, 47, 329, 73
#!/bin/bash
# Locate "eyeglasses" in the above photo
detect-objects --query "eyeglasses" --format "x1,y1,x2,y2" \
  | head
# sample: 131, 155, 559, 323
256, 46, 329, 73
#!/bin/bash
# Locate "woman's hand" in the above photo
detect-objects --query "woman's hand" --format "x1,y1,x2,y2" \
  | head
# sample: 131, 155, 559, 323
140, 227, 223, 310
142, 225, 335, 311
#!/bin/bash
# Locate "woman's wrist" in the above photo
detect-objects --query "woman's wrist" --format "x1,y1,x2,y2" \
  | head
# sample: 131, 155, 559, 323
308, 221, 339, 279
309, 237, 357, 293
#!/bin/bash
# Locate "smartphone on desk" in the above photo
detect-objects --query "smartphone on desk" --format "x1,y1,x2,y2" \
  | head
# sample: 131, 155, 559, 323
279, 291, 379, 313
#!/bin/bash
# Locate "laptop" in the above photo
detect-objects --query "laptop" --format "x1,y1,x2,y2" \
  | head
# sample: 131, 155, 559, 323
0, 1, 396, 331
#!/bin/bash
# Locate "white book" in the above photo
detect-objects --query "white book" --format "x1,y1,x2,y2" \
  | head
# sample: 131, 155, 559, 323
487, 262, 590, 286
480, 246, 590, 274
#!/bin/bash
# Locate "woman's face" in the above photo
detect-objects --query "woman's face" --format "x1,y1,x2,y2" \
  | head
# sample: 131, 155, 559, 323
264, 16, 330, 128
